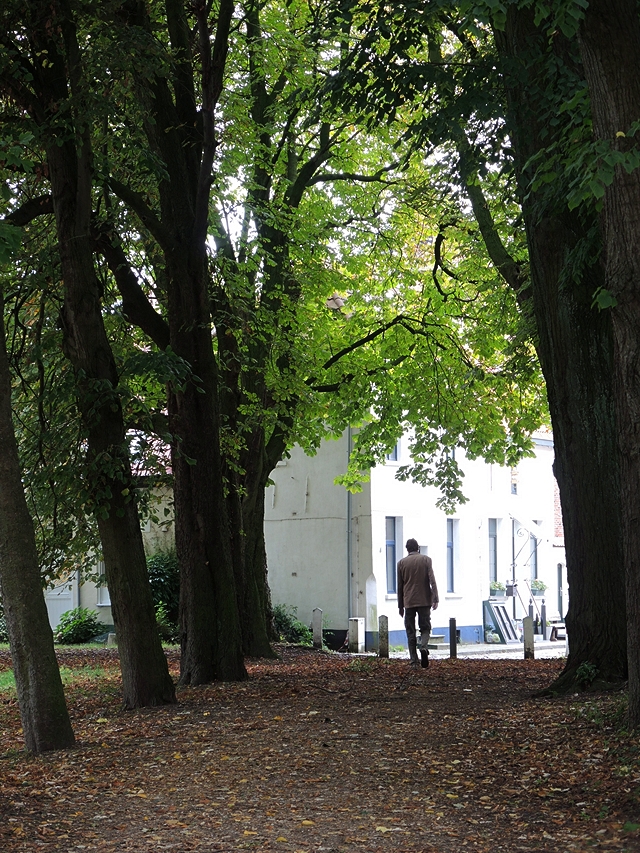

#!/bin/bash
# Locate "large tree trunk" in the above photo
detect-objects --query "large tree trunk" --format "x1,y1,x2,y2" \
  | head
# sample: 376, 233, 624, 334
169, 321, 246, 684
112, 0, 246, 684
578, 0, 640, 725
0, 292, 75, 753
31, 0, 175, 708
237, 431, 278, 656
50, 155, 176, 707
495, 9, 627, 691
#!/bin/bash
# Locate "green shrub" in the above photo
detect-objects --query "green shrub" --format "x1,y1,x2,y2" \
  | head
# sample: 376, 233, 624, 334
272, 604, 313, 646
576, 661, 599, 688
147, 548, 180, 625
0, 615, 8, 643
155, 602, 179, 644
54, 607, 108, 644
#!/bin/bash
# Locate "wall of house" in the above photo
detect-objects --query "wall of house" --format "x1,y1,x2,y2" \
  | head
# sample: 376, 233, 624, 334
370, 434, 562, 647
44, 489, 175, 632
265, 433, 371, 637
265, 430, 565, 649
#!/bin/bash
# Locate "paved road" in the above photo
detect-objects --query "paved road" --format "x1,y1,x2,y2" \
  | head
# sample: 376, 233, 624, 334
391, 638, 569, 661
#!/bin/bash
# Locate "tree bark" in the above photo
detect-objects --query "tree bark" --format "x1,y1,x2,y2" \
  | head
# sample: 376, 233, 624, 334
237, 430, 280, 656
578, 0, 640, 724
116, 0, 246, 684
28, 0, 175, 708
168, 309, 246, 684
494, 9, 627, 691
0, 291, 75, 753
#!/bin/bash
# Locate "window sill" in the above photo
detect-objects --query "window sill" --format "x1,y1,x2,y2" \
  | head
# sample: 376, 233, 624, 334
385, 594, 398, 601
445, 594, 463, 599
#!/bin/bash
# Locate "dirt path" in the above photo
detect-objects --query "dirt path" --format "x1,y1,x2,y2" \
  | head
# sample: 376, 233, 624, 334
0, 647, 638, 852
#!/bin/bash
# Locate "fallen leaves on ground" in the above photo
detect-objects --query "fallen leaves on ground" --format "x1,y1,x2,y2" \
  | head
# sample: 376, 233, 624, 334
0, 646, 639, 852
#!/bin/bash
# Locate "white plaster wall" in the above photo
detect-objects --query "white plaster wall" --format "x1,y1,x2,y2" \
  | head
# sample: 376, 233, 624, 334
368, 433, 562, 637
263, 429, 562, 638
265, 435, 355, 630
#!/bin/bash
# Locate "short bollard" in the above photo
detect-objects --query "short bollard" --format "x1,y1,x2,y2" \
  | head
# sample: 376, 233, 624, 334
312, 608, 323, 650
449, 618, 457, 659
541, 599, 548, 640
523, 616, 534, 660
378, 615, 389, 659
348, 617, 365, 653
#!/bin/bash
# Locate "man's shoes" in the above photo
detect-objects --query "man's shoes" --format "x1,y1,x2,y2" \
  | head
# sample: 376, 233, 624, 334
409, 658, 420, 668
420, 649, 429, 669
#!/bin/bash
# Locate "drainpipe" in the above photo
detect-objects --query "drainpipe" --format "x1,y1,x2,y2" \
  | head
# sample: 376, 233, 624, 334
347, 426, 352, 620
512, 519, 517, 620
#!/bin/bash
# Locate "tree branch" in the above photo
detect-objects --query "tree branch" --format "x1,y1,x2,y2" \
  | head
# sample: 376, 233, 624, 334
455, 132, 526, 299
93, 226, 170, 350
5, 195, 53, 226
107, 178, 176, 253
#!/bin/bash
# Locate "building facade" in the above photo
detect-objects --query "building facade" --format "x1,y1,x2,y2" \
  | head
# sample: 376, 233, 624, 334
265, 431, 566, 649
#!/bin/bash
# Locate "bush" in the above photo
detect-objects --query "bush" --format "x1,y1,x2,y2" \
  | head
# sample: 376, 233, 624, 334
155, 602, 179, 644
0, 615, 8, 643
147, 548, 180, 625
272, 604, 313, 646
54, 607, 108, 644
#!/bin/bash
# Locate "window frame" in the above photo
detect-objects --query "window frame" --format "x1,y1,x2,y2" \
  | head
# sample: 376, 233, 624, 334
488, 518, 498, 584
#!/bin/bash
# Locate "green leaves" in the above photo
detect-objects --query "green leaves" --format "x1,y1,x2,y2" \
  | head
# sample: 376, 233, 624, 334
0, 221, 22, 264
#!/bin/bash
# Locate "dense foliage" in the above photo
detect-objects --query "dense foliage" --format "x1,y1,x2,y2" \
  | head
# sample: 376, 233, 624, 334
54, 608, 108, 645
272, 604, 313, 646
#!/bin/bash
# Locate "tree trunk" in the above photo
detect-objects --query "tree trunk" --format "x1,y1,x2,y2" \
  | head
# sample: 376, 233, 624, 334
495, 9, 627, 691
31, 0, 175, 708
168, 330, 246, 684
0, 291, 75, 753
110, 0, 246, 684
238, 432, 278, 656
578, 0, 640, 724
50, 154, 176, 707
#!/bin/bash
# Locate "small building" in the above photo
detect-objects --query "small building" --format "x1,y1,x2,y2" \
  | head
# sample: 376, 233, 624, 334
265, 431, 566, 649
44, 499, 174, 631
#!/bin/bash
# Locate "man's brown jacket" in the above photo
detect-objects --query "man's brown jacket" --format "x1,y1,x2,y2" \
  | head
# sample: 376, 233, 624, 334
397, 552, 439, 610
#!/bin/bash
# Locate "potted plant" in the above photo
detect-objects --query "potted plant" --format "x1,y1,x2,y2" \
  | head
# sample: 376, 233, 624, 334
489, 581, 506, 598
530, 579, 547, 596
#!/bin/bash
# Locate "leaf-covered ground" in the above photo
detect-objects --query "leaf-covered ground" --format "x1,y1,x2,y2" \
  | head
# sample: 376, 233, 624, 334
0, 647, 639, 852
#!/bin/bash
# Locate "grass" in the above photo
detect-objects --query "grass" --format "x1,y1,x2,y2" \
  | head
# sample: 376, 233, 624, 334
0, 665, 107, 695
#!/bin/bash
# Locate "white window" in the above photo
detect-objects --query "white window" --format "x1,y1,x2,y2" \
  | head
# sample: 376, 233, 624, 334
385, 516, 403, 593
386, 441, 400, 462
446, 519, 459, 593
96, 561, 111, 606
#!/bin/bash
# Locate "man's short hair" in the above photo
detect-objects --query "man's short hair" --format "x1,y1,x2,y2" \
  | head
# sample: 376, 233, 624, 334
406, 538, 419, 553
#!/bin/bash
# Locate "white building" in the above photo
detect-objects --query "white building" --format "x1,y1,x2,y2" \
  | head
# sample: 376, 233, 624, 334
265, 431, 566, 649
44, 501, 174, 631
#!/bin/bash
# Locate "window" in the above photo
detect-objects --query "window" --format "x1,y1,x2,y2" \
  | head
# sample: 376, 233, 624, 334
386, 441, 400, 462
385, 516, 402, 593
488, 518, 497, 583
96, 560, 111, 606
446, 519, 456, 593
530, 531, 538, 580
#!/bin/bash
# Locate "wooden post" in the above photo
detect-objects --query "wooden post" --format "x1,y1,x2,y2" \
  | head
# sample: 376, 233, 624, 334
348, 617, 365, 653
378, 615, 389, 658
449, 618, 457, 659
312, 608, 323, 650
523, 616, 534, 659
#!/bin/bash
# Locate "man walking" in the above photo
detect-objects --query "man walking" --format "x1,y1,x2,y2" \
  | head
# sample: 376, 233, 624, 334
397, 538, 439, 668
